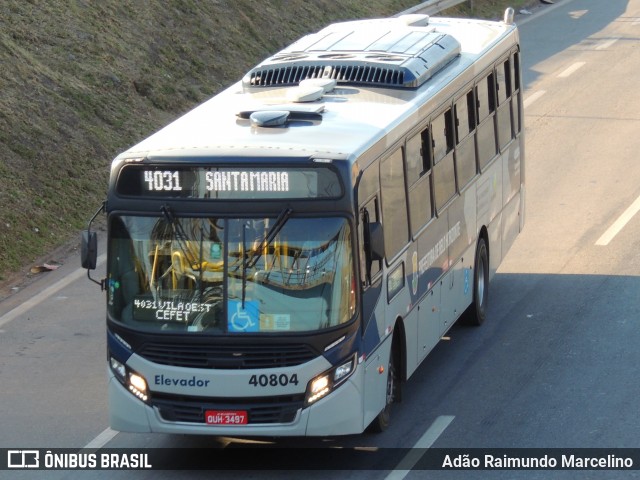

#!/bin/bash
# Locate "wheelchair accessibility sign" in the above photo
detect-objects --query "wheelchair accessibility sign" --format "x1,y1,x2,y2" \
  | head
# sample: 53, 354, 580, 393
228, 301, 260, 332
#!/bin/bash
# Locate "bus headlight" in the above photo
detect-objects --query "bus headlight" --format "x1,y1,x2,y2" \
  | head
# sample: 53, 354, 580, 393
128, 372, 149, 402
109, 356, 126, 380
305, 354, 357, 406
109, 355, 149, 403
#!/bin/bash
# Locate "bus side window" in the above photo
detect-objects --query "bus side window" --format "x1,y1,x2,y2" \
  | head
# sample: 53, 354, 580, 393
358, 167, 381, 285
360, 198, 382, 284
406, 131, 432, 234
476, 73, 498, 170
380, 148, 409, 259
496, 58, 513, 150
432, 108, 456, 211
431, 108, 454, 163
477, 73, 496, 122
454, 90, 477, 190
496, 58, 510, 105
512, 51, 522, 134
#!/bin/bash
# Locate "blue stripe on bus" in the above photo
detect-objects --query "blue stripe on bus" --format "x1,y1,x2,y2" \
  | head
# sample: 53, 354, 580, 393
107, 329, 133, 364
361, 315, 381, 357
322, 329, 361, 365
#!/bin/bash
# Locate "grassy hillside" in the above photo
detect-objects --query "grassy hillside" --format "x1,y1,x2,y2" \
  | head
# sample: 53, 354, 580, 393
0, 0, 534, 282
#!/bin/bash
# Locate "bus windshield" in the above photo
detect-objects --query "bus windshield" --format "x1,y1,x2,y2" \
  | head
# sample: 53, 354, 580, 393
107, 214, 355, 334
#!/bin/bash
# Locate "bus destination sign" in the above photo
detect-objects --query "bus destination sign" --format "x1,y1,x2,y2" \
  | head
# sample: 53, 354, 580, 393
116, 166, 342, 200
143, 169, 291, 194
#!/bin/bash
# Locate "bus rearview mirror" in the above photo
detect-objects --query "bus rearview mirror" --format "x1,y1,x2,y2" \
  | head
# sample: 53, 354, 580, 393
81, 230, 98, 270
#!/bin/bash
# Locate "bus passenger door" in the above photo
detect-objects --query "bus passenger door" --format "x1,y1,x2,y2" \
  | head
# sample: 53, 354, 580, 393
359, 196, 391, 429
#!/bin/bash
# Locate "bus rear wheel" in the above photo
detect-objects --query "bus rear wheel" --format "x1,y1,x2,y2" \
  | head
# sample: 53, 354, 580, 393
464, 237, 489, 326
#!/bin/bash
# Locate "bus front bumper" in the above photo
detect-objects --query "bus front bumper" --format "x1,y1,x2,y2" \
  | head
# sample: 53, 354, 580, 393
108, 366, 365, 437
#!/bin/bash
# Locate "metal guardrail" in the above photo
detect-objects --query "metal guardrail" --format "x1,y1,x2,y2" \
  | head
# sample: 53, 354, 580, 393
396, 0, 467, 16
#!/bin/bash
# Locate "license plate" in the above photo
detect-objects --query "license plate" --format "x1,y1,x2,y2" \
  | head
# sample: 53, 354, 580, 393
205, 410, 248, 425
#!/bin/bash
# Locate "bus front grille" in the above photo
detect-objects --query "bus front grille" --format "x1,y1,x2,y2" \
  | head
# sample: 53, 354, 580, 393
138, 342, 317, 369
151, 392, 305, 424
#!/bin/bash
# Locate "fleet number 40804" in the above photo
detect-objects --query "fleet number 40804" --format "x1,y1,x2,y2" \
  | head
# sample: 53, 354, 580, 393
249, 373, 299, 387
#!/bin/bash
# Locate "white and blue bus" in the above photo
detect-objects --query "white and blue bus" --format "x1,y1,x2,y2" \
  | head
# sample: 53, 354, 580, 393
82, 9, 525, 436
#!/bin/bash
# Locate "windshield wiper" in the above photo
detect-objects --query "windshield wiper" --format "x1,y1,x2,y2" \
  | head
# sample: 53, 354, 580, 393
239, 208, 292, 309
161, 204, 186, 240
161, 204, 199, 270
245, 208, 293, 269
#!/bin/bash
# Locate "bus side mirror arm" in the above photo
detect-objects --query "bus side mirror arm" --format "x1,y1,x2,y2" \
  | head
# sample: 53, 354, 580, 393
81, 202, 106, 290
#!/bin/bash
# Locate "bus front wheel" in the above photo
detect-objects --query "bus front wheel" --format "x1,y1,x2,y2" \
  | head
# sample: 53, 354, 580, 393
465, 237, 489, 326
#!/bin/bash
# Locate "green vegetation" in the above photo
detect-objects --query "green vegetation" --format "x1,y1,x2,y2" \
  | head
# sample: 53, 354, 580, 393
0, 0, 534, 282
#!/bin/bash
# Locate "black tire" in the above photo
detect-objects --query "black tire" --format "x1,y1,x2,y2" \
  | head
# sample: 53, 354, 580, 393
368, 341, 399, 433
465, 237, 489, 326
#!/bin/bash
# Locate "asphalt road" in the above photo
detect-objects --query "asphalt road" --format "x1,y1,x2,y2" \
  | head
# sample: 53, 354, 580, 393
1, 0, 640, 478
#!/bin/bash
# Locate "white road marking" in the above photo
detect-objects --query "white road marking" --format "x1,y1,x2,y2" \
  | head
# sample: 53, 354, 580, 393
595, 37, 620, 50
0, 254, 106, 328
523, 90, 546, 109
385, 415, 455, 480
596, 195, 640, 246
557, 62, 586, 78
84, 427, 119, 449
517, 0, 576, 26
569, 10, 588, 20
